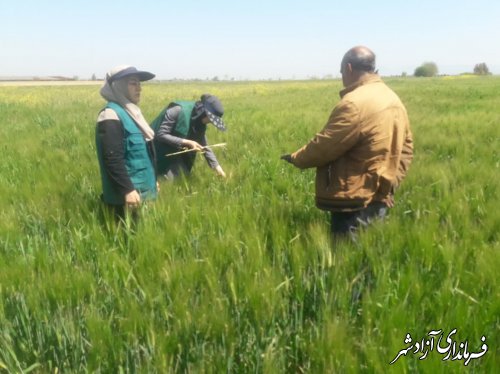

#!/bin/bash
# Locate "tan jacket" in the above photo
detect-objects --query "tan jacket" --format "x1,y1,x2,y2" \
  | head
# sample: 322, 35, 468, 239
291, 75, 413, 211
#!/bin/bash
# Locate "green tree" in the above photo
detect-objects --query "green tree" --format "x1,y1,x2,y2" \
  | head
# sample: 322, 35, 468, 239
473, 63, 491, 75
414, 62, 438, 77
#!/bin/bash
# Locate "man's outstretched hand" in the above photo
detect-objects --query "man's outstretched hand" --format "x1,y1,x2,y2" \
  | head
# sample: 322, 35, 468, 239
280, 154, 292, 164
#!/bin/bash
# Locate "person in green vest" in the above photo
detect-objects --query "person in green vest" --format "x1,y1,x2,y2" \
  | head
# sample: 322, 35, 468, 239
152, 94, 227, 180
95, 65, 158, 220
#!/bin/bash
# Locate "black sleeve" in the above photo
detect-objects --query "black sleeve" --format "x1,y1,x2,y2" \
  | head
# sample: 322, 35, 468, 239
97, 119, 135, 196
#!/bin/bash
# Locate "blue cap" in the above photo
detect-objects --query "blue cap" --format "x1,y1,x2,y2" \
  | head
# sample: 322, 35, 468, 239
201, 94, 227, 131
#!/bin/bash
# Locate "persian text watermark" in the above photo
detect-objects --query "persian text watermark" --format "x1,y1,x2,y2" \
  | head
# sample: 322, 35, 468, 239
390, 329, 488, 366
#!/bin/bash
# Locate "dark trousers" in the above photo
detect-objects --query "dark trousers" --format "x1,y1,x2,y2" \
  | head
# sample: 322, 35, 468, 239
102, 203, 140, 231
162, 154, 196, 180
330, 201, 388, 237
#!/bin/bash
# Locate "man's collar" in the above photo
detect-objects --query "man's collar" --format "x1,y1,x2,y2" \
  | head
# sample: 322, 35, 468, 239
340, 74, 381, 98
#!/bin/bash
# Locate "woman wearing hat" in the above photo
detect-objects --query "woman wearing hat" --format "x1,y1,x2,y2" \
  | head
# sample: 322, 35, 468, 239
153, 94, 227, 180
95, 65, 158, 219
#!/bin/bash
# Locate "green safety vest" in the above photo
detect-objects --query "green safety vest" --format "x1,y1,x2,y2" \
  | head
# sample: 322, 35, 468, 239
151, 101, 195, 175
96, 102, 157, 205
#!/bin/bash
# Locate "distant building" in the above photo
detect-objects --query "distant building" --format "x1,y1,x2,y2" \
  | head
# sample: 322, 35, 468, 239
0, 76, 76, 81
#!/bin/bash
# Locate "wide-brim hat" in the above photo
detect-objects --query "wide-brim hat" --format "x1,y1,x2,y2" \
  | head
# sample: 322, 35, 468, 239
201, 94, 227, 131
107, 65, 155, 83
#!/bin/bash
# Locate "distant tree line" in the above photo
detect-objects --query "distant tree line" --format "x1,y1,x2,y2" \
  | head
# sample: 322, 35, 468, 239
413, 62, 492, 77
473, 63, 491, 75
414, 62, 438, 77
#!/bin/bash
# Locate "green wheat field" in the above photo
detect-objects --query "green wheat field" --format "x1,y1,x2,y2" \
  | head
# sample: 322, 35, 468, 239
0, 76, 498, 373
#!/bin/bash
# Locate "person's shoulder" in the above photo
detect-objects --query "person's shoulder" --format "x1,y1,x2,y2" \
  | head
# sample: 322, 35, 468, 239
97, 108, 120, 123
335, 96, 359, 113
165, 104, 182, 120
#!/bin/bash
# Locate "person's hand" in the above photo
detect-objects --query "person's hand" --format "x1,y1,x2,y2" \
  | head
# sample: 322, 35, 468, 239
182, 139, 204, 152
382, 195, 395, 208
280, 154, 292, 164
125, 190, 141, 208
215, 165, 226, 178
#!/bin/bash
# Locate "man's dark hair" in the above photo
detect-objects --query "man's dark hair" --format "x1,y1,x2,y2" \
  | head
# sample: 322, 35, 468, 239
342, 47, 376, 73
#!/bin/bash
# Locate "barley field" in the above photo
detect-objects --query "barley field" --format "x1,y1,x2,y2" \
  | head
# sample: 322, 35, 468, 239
0, 76, 498, 373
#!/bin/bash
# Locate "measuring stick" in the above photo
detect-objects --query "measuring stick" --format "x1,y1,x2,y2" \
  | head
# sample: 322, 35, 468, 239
166, 143, 227, 157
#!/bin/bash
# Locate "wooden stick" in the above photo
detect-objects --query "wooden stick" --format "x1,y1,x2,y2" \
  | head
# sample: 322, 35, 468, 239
166, 143, 227, 157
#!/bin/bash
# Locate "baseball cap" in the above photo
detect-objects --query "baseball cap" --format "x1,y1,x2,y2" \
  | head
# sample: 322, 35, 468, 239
201, 94, 227, 131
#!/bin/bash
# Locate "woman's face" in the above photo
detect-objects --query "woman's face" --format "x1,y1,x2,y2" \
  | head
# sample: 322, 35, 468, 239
126, 75, 141, 104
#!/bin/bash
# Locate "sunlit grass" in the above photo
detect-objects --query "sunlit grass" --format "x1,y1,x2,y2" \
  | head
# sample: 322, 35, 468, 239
0, 77, 498, 372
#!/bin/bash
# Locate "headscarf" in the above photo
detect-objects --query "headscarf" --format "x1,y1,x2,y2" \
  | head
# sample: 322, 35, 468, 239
100, 65, 155, 141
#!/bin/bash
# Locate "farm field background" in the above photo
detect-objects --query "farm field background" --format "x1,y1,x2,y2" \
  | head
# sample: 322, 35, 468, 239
0, 77, 498, 372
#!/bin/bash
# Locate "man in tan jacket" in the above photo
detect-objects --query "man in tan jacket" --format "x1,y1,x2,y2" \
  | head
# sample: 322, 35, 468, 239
282, 46, 413, 237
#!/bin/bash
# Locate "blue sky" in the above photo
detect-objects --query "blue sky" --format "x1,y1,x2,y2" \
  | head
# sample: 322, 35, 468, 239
2, 0, 499, 79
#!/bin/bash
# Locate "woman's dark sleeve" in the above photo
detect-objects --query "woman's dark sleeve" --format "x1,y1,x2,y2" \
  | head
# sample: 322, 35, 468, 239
200, 134, 220, 169
155, 105, 185, 148
96, 119, 135, 196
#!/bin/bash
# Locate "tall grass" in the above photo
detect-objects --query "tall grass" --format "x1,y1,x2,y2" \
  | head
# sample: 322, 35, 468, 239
0, 77, 498, 373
